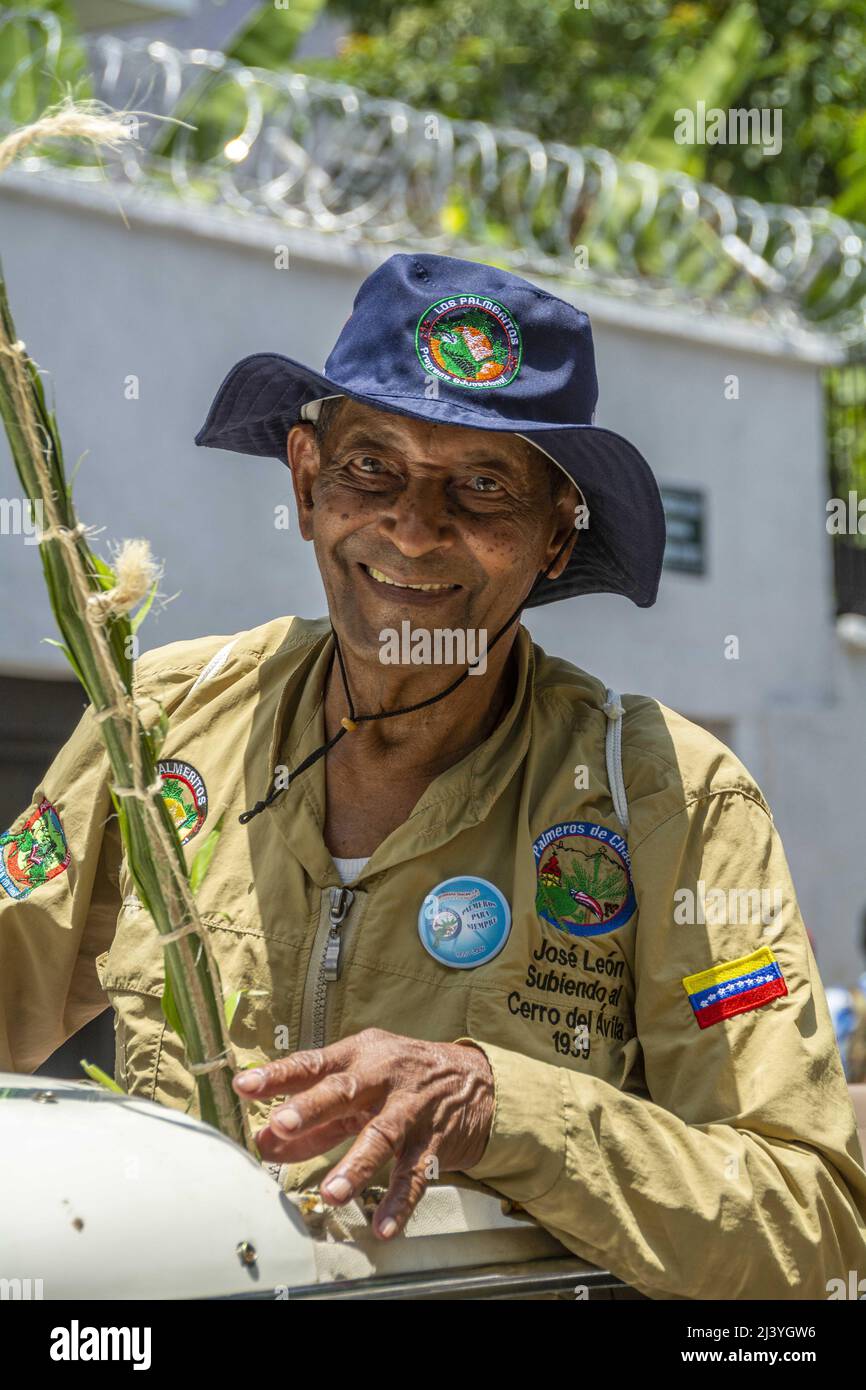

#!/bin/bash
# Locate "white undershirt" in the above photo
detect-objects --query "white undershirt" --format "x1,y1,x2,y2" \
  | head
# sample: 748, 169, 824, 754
332, 855, 371, 884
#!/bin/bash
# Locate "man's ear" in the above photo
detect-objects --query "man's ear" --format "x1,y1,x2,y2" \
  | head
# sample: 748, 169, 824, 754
286, 423, 319, 542
544, 490, 580, 581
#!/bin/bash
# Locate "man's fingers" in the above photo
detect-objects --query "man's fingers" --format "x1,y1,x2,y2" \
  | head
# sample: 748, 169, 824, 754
232, 1038, 359, 1099
253, 1111, 366, 1164
319, 1106, 408, 1206
266, 1069, 377, 1138
373, 1151, 431, 1240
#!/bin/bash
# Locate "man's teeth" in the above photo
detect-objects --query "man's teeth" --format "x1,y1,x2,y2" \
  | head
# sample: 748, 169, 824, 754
365, 565, 454, 592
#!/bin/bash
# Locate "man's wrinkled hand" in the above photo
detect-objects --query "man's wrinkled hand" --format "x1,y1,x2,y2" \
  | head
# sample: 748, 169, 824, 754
232, 1028, 495, 1239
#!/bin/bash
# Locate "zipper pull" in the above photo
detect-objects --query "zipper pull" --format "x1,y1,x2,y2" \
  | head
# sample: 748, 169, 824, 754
323, 886, 354, 983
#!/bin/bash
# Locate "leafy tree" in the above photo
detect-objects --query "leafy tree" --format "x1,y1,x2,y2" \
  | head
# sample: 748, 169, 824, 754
228, 0, 327, 69
304, 0, 866, 218
151, 0, 326, 166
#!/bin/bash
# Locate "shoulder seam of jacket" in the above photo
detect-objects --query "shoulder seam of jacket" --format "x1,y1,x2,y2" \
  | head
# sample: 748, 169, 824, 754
619, 699, 708, 776
622, 738, 731, 788
533, 688, 736, 804
136, 617, 326, 695
535, 685, 604, 722
629, 785, 773, 857
137, 615, 326, 682
615, 702, 764, 804
137, 640, 257, 682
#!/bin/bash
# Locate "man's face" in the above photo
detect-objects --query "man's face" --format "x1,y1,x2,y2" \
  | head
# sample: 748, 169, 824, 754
287, 399, 576, 658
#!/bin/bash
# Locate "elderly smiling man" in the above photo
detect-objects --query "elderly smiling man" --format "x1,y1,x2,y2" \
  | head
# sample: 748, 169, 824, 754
2, 253, 865, 1300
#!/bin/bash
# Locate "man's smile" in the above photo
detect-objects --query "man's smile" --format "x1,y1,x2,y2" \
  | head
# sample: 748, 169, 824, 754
358, 562, 462, 602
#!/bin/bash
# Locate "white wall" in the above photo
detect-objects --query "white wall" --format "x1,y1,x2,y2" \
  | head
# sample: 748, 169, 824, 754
1, 170, 863, 982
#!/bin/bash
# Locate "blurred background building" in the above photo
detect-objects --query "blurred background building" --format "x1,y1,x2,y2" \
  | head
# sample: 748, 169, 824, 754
1, 3, 865, 1081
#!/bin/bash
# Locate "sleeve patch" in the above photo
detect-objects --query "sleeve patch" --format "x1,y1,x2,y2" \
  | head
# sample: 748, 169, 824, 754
0, 798, 71, 900
682, 946, 788, 1029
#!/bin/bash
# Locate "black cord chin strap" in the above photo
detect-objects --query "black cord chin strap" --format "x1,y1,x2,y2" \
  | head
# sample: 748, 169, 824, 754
238, 531, 574, 825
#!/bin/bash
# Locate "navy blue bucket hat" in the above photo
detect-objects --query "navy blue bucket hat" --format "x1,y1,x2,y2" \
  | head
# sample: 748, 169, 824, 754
195, 252, 665, 608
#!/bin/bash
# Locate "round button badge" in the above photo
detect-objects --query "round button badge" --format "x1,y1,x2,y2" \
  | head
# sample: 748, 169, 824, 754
418, 876, 512, 969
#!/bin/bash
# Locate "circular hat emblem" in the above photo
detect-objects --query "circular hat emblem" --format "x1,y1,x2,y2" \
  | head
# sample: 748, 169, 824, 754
415, 296, 522, 389
156, 759, 208, 846
533, 822, 636, 938
418, 875, 512, 969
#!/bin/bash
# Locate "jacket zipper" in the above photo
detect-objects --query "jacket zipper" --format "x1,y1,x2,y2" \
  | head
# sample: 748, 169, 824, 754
271, 887, 361, 1190
310, 886, 355, 1050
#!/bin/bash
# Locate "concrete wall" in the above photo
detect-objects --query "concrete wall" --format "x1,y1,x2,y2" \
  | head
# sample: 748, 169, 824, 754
1, 170, 863, 983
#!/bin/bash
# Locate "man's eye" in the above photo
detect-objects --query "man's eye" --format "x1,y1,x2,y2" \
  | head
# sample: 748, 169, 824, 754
345, 455, 393, 481
468, 475, 502, 493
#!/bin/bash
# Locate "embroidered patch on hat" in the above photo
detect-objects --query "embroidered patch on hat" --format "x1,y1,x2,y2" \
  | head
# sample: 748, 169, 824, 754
682, 946, 788, 1030
533, 821, 636, 938
156, 760, 208, 845
415, 296, 522, 389
418, 875, 511, 968
0, 798, 70, 900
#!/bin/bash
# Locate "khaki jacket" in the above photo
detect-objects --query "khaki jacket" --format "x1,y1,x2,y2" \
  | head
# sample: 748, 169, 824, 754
2, 614, 865, 1299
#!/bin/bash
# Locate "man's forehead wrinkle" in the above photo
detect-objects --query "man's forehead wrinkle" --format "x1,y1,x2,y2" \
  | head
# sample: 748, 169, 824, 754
333, 418, 534, 473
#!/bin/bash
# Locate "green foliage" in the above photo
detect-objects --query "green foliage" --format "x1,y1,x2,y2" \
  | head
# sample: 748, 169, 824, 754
827, 362, 866, 546
302, 0, 866, 218
130, 578, 159, 634
80, 1059, 125, 1094
152, 0, 326, 165
224, 989, 243, 1030
189, 813, 224, 894
623, 2, 765, 174
0, 2, 89, 129
230, 0, 327, 69
161, 971, 184, 1036
151, 706, 170, 760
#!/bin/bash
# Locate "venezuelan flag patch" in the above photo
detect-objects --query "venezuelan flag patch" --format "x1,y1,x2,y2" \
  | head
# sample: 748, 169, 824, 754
682, 946, 787, 1029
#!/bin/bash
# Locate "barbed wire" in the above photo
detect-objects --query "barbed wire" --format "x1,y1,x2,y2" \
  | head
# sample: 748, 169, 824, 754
4, 10, 866, 348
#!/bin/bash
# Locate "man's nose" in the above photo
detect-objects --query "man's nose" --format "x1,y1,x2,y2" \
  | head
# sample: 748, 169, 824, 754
377, 475, 453, 557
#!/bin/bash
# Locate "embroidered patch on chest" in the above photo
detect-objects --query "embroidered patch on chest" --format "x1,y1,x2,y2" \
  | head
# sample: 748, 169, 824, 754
682, 946, 788, 1029
156, 760, 208, 845
415, 296, 522, 389
0, 798, 70, 900
533, 821, 636, 938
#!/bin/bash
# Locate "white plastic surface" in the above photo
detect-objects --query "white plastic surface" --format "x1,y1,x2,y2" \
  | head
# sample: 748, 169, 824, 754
0, 1073, 575, 1299
0, 1074, 317, 1299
